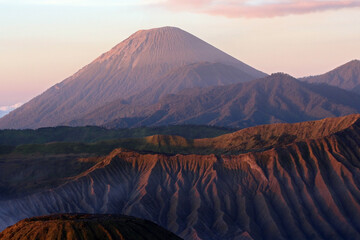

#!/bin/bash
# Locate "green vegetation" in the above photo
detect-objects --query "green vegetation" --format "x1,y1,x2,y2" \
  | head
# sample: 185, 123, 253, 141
0, 135, 212, 199
0, 125, 236, 146
0, 154, 100, 199
2, 137, 200, 156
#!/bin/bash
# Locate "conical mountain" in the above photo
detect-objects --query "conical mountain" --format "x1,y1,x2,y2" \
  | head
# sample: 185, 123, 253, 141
0, 26, 265, 129
303, 59, 360, 93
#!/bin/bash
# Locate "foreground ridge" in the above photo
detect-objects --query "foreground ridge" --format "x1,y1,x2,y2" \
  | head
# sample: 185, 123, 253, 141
0, 115, 360, 239
0, 213, 183, 240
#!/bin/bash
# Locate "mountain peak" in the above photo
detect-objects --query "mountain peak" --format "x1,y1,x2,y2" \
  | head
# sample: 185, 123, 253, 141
335, 59, 360, 70
126, 26, 186, 42
134, 26, 182, 34
262, 72, 299, 84
95, 26, 266, 79
348, 59, 360, 64
270, 72, 294, 78
97, 26, 193, 61
304, 59, 360, 92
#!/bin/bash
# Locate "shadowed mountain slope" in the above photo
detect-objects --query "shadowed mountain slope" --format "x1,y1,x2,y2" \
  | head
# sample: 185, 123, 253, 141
303, 60, 360, 93
127, 62, 256, 105
73, 73, 360, 128
1, 115, 360, 240
0, 214, 182, 240
0, 27, 265, 129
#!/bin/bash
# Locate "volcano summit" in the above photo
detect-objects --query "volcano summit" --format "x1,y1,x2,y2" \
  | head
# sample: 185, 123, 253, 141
0, 27, 265, 129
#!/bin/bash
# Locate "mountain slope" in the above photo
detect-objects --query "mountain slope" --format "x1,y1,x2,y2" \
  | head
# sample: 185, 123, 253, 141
0, 27, 265, 129
0, 214, 182, 240
128, 62, 256, 104
1, 115, 360, 240
74, 73, 360, 128
303, 59, 360, 92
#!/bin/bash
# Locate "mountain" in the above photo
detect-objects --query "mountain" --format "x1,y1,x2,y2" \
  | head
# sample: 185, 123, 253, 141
0, 214, 182, 240
302, 59, 360, 93
71, 73, 360, 128
1, 115, 360, 240
127, 62, 257, 105
0, 26, 265, 129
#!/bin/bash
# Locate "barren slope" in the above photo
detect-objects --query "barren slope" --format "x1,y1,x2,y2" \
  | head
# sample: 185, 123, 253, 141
1, 115, 360, 240
199, 114, 360, 153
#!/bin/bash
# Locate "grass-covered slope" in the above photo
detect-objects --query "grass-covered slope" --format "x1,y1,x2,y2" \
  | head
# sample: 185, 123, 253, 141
0, 125, 235, 146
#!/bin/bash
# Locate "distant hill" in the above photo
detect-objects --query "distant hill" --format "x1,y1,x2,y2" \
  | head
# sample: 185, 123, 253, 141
71, 73, 360, 128
0, 214, 182, 240
302, 59, 360, 93
0, 26, 265, 129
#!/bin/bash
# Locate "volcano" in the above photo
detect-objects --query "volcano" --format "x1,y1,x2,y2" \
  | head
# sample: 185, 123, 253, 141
0, 26, 265, 129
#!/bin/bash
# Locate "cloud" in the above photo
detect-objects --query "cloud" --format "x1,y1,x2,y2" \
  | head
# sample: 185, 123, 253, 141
0, 103, 22, 118
1, 0, 358, 17
0, 103, 22, 116
159, 0, 360, 18
0, 0, 166, 7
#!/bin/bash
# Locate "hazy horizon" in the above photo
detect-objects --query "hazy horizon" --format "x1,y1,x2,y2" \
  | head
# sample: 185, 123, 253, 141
1, 0, 359, 106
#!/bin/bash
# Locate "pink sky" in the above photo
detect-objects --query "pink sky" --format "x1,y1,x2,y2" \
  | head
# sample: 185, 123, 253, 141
0, 0, 359, 107
163, 0, 360, 18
